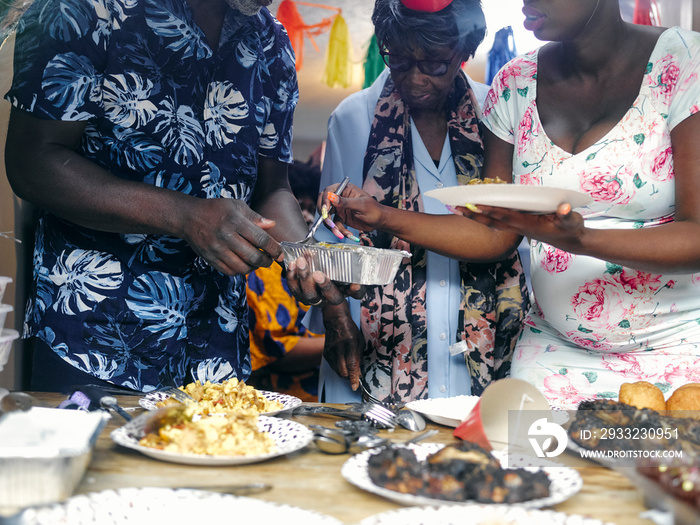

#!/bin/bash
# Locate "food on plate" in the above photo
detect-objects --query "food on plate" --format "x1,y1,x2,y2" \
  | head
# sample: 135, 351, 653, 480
139, 405, 276, 456
666, 383, 700, 414
619, 381, 666, 411
155, 378, 284, 415
463, 177, 507, 211
467, 177, 507, 185
367, 441, 551, 503
638, 462, 700, 511
367, 446, 425, 494
568, 399, 700, 460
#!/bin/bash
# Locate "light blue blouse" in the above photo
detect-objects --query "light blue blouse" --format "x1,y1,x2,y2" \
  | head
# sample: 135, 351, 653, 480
307, 70, 490, 403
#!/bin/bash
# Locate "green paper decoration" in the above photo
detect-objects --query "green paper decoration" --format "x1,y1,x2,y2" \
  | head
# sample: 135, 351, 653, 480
362, 34, 385, 89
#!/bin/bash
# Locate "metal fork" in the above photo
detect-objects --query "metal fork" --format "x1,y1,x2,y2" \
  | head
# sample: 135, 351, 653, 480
359, 377, 405, 411
293, 403, 396, 429
155, 385, 197, 404
359, 378, 425, 431
362, 402, 397, 429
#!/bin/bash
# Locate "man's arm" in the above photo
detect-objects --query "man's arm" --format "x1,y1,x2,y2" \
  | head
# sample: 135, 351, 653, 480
5, 107, 283, 275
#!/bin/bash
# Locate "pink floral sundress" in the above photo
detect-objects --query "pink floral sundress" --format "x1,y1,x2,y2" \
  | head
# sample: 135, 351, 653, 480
482, 27, 700, 409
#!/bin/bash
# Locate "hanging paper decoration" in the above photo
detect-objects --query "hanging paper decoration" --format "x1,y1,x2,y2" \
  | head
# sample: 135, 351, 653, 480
362, 34, 385, 89
276, 0, 341, 71
322, 12, 352, 89
633, 0, 661, 26
485, 26, 516, 86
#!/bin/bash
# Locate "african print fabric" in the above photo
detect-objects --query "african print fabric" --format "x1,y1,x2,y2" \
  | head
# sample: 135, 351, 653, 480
247, 264, 322, 402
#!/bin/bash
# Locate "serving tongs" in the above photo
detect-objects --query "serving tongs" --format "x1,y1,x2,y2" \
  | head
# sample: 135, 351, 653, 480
299, 176, 350, 245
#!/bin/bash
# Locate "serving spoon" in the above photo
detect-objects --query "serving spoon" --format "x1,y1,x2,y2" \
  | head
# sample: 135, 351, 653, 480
299, 176, 350, 245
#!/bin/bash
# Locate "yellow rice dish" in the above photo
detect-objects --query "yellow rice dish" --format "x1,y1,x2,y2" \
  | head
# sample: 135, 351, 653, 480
156, 378, 284, 415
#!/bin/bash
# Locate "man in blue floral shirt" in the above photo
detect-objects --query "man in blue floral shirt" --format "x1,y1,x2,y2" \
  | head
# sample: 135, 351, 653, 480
4, 0, 311, 392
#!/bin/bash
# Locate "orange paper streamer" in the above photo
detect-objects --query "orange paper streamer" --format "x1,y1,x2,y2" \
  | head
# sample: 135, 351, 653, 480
275, 0, 340, 71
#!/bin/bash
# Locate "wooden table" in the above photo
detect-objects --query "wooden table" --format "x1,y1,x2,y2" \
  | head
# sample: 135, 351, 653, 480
21, 392, 656, 525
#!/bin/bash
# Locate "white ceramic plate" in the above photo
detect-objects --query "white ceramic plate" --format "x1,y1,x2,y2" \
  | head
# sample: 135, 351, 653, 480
424, 184, 594, 213
358, 504, 614, 525
111, 415, 313, 466
16, 488, 342, 525
341, 443, 583, 509
405, 396, 479, 427
138, 390, 302, 416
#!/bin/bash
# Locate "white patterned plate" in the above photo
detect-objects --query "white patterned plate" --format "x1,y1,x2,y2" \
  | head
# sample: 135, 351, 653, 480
358, 504, 614, 525
405, 396, 479, 427
16, 488, 342, 525
111, 415, 312, 466
138, 390, 302, 416
424, 184, 593, 213
341, 443, 583, 509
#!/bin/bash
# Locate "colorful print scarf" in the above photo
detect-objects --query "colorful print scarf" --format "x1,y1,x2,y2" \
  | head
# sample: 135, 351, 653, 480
360, 72, 529, 403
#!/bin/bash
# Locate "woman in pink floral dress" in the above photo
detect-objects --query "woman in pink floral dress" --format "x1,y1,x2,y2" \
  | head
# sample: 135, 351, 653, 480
470, 0, 700, 408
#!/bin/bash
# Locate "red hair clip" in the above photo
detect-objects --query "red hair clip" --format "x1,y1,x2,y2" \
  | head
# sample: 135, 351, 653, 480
400, 0, 453, 12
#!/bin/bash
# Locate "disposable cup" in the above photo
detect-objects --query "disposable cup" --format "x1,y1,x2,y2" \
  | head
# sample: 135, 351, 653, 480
0, 276, 11, 303
453, 378, 550, 451
0, 304, 12, 332
0, 328, 20, 370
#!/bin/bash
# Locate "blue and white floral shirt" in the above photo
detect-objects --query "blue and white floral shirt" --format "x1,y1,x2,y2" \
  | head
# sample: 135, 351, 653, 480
5, 0, 298, 391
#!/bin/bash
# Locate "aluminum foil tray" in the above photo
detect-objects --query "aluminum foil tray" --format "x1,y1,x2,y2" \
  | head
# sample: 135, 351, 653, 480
0, 407, 108, 511
280, 242, 410, 286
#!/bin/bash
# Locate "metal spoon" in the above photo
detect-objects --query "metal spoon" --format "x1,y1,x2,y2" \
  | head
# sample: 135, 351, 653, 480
99, 396, 133, 422
396, 409, 427, 432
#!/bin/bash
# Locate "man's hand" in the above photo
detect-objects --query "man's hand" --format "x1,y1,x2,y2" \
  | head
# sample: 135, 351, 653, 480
321, 302, 364, 391
182, 198, 283, 275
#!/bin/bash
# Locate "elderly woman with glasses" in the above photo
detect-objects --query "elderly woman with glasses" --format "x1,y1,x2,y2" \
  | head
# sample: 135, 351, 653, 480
297, 0, 530, 404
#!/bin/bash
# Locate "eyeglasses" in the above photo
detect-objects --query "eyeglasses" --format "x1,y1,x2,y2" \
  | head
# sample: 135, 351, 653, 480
380, 50, 456, 77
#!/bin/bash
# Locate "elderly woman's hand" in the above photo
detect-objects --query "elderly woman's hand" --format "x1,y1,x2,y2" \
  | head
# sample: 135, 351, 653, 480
318, 182, 386, 237
285, 256, 365, 307
321, 302, 364, 391
455, 201, 587, 253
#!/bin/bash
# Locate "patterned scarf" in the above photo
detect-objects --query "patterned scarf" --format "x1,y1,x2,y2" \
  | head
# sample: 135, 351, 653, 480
360, 72, 529, 403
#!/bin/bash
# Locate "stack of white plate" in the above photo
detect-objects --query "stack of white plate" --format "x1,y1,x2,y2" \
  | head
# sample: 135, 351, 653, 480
0, 276, 19, 373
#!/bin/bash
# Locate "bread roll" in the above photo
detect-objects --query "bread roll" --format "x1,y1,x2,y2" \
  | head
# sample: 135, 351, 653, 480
666, 383, 700, 414
618, 381, 666, 411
